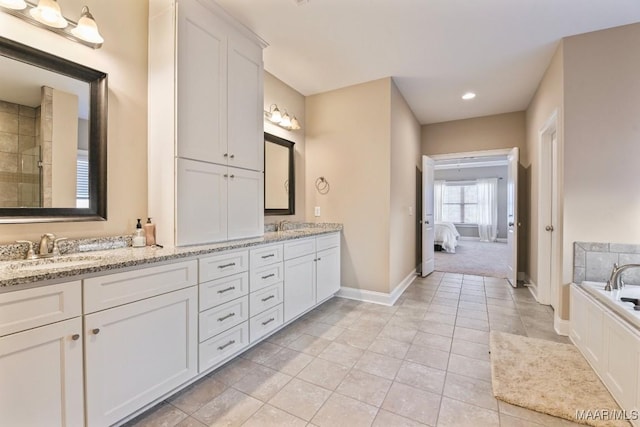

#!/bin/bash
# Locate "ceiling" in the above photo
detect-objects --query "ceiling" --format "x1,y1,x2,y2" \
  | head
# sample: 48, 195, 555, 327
215, 0, 640, 125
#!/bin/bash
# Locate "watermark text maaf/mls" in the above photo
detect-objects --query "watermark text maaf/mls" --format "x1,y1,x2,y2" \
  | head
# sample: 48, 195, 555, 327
576, 409, 639, 421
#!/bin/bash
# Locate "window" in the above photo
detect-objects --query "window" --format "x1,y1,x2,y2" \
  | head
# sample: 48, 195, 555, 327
76, 150, 89, 208
442, 182, 478, 224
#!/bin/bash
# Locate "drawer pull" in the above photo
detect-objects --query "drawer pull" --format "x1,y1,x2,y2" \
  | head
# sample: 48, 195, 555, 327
92, 328, 100, 335
71, 334, 80, 341
218, 312, 236, 322
261, 254, 275, 259
261, 295, 275, 302
217, 286, 236, 294
262, 318, 275, 326
218, 340, 236, 350
218, 262, 236, 269
261, 273, 275, 280
317, 257, 322, 261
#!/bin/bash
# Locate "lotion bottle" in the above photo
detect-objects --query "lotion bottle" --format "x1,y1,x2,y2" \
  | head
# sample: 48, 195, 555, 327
132, 218, 146, 247
144, 217, 156, 246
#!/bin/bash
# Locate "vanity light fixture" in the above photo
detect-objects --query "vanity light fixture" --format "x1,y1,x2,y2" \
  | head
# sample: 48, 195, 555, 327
264, 103, 302, 131
0, 1, 104, 48
462, 92, 476, 100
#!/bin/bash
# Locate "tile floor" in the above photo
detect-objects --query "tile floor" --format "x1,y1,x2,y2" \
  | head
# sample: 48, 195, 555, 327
124, 272, 582, 427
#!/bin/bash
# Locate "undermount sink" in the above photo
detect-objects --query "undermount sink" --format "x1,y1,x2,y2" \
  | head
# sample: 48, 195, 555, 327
2, 254, 103, 272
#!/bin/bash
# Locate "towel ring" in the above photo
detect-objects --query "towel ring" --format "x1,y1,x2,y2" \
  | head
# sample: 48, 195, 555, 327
315, 177, 330, 194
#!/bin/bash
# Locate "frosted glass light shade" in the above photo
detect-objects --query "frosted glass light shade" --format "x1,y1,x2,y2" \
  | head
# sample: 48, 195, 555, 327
0, 0, 27, 10
29, 0, 67, 28
280, 112, 291, 128
71, 7, 104, 44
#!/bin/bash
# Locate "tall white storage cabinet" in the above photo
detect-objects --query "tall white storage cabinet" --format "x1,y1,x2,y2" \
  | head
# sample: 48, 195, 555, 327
149, 0, 266, 247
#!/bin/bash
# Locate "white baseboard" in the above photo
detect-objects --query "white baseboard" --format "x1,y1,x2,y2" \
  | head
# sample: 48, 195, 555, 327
554, 313, 570, 336
526, 279, 539, 302
337, 269, 416, 306
497, 238, 507, 243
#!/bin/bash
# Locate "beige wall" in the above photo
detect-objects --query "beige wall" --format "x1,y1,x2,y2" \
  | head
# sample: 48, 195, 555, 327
389, 80, 422, 288
306, 78, 391, 293
524, 43, 564, 310
264, 72, 306, 224
0, 0, 148, 243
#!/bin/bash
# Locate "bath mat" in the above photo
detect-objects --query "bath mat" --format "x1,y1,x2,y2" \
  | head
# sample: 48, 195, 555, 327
489, 331, 629, 427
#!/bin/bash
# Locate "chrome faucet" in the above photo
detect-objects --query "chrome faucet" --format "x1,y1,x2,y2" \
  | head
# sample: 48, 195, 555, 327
275, 220, 290, 232
604, 263, 640, 291
16, 234, 67, 260
39, 233, 55, 256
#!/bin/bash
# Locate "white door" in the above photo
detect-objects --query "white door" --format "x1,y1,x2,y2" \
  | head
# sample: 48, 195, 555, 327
316, 246, 341, 302
0, 318, 84, 427
283, 254, 316, 322
227, 167, 264, 240
506, 147, 519, 287
422, 155, 435, 276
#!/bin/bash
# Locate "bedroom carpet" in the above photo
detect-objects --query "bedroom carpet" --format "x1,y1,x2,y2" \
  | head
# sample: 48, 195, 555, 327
435, 239, 509, 278
490, 331, 627, 427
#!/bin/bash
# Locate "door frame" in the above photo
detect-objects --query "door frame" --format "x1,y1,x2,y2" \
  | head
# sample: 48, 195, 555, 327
537, 110, 562, 308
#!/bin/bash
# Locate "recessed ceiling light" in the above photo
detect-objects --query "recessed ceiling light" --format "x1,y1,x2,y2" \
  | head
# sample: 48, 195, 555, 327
462, 92, 476, 100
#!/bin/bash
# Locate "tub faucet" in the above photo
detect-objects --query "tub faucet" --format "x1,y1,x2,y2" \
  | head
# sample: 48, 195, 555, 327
604, 263, 640, 291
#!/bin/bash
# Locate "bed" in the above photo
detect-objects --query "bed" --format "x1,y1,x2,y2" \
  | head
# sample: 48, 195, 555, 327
435, 222, 460, 253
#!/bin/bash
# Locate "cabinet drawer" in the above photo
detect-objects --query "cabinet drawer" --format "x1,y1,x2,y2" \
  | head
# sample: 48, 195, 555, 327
316, 232, 340, 251
250, 244, 283, 269
200, 273, 249, 312
249, 282, 283, 316
250, 262, 284, 292
199, 322, 249, 373
84, 260, 197, 313
199, 296, 249, 342
284, 238, 316, 260
199, 250, 249, 282
250, 304, 283, 343
0, 281, 81, 337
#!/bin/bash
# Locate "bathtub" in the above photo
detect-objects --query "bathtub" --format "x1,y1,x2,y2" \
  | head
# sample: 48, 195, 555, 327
579, 280, 640, 331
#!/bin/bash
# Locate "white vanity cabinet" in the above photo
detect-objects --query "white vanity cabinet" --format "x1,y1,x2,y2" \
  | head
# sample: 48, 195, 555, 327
316, 233, 341, 303
148, 0, 265, 247
0, 282, 84, 427
83, 261, 198, 427
249, 244, 285, 342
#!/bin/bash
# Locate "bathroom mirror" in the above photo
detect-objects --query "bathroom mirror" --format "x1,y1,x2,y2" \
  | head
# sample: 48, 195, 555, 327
264, 133, 294, 215
0, 36, 107, 223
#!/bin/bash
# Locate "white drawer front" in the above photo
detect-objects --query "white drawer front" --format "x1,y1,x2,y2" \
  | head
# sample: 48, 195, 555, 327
250, 244, 283, 269
199, 322, 249, 373
199, 296, 249, 342
84, 260, 197, 313
250, 304, 283, 343
316, 232, 340, 251
249, 282, 283, 316
200, 273, 249, 312
199, 250, 249, 282
284, 237, 316, 260
0, 281, 81, 337
250, 262, 284, 292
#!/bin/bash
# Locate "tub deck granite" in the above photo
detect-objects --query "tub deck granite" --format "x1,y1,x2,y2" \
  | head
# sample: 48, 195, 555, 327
0, 225, 342, 290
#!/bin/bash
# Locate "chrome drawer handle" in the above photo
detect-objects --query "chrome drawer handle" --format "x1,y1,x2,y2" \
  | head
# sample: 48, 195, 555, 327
261, 273, 275, 280
218, 262, 236, 269
218, 312, 236, 322
261, 318, 275, 326
261, 295, 275, 302
261, 254, 275, 259
218, 340, 235, 350
217, 286, 236, 294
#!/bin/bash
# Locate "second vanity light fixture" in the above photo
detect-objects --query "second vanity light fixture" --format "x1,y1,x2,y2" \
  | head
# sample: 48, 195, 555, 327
265, 104, 302, 131
0, 0, 104, 48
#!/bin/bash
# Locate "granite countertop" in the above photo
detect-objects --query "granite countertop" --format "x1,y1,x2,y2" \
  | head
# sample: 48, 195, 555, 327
0, 224, 342, 290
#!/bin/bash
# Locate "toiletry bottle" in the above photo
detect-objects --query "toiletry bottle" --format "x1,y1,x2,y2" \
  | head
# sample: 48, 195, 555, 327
132, 218, 146, 247
144, 217, 156, 246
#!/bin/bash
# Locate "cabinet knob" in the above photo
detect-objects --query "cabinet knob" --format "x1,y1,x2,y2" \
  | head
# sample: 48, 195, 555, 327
224, 174, 228, 178
71, 334, 80, 341
230, 154, 235, 159
92, 328, 100, 335
223, 153, 228, 157
229, 174, 235, 179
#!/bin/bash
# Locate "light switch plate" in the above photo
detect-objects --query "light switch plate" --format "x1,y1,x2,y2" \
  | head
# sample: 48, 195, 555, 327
314, 206, 321, 217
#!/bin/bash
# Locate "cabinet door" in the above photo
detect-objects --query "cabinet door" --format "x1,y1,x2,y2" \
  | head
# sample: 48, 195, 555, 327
85, 287, 198, 427
284, 254, 316, 322
177, 158, 228, 245
316, 246, 341, 303
177, 0, 228, 164
227, 167, 264, 240
0, 317, 84, 427
227, 34, 264, 171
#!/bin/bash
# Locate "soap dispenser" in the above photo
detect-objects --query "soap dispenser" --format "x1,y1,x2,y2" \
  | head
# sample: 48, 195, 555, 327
132, 218, 146, 247
144, 217, 156, 246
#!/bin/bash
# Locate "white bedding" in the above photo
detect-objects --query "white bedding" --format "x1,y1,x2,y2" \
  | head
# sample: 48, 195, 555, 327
435, 222, 460, 253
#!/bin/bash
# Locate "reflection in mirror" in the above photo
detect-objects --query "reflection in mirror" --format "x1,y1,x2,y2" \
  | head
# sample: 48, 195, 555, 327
0, 36, 107, 223
264, 133, 294, 215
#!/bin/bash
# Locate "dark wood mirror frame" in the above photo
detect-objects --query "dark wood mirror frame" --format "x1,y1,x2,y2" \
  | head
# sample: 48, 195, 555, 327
264, 132, 295, 216
0, 36, 108, 223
